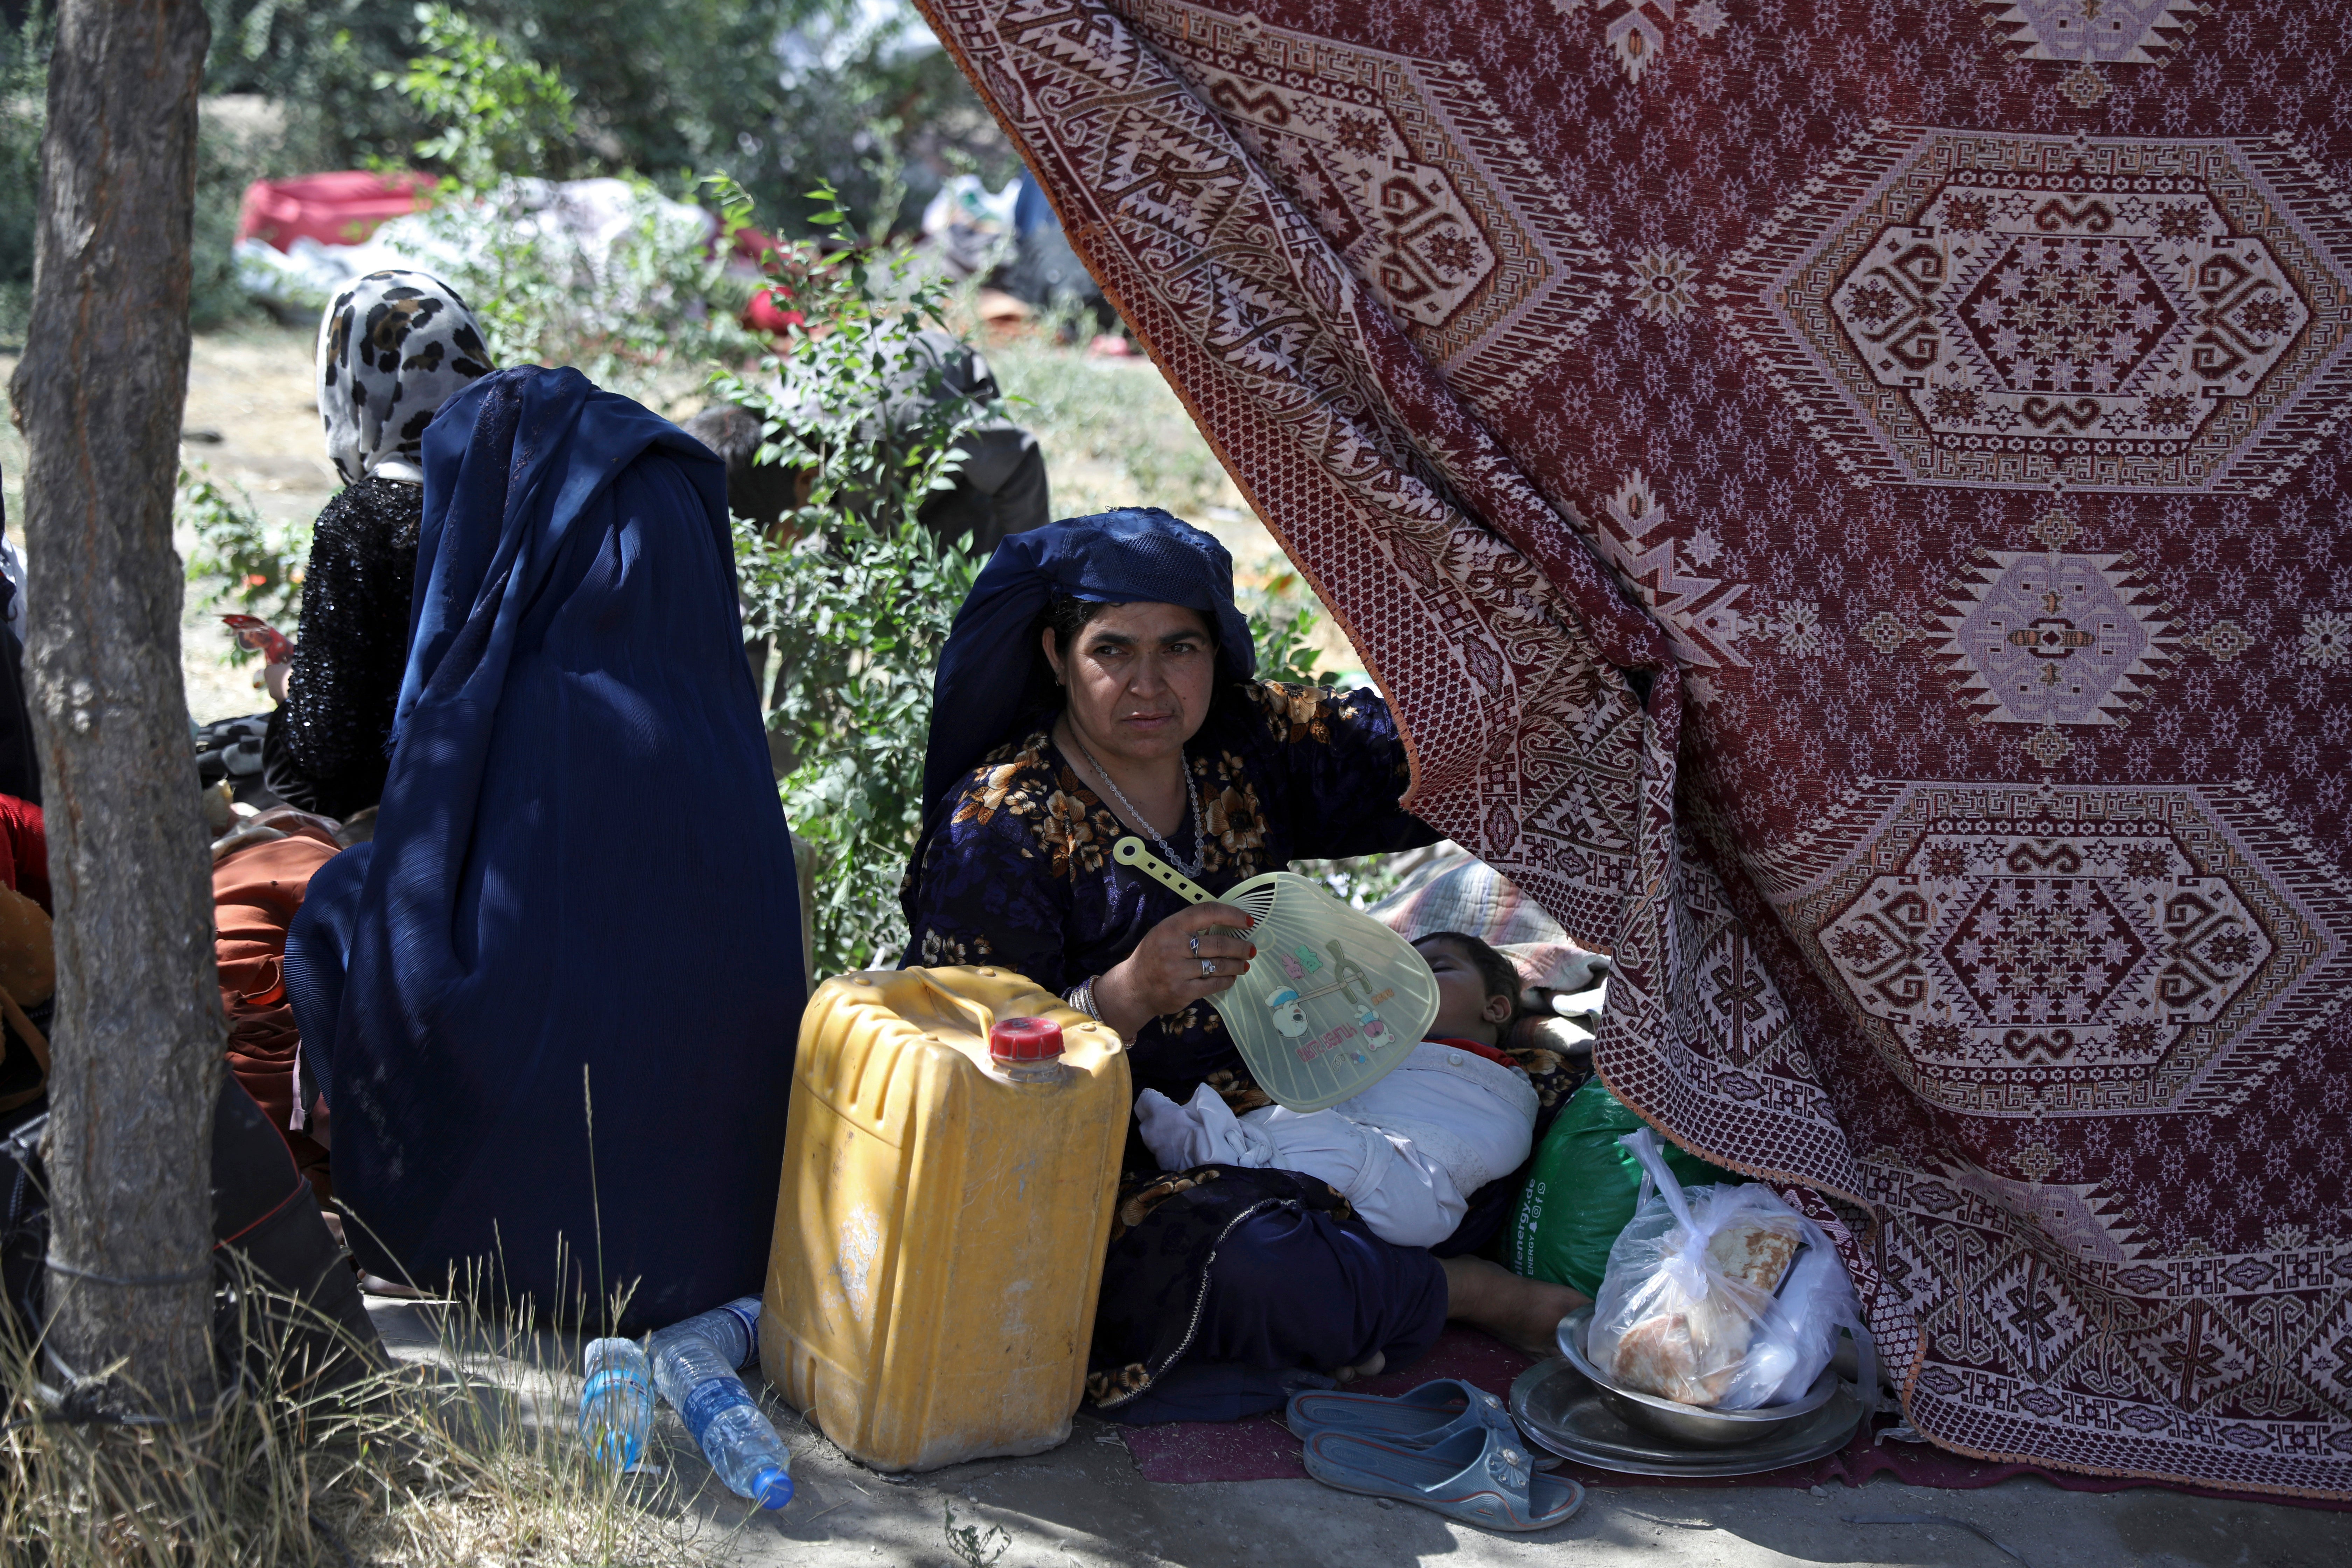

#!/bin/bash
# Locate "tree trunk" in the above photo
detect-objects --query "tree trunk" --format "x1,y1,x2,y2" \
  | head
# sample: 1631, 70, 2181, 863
7, 0, 219, 1414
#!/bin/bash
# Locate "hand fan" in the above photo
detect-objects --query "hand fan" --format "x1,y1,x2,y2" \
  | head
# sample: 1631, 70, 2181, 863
1113, 836, 1439, 1111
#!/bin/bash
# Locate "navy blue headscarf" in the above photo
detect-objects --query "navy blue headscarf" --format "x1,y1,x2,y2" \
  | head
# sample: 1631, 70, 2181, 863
285, 366, 805, 1330
919, 507, 1255, 825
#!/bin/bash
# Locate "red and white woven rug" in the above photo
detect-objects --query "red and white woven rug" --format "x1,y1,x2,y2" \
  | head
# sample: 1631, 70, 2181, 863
918, 0, 2352, 1498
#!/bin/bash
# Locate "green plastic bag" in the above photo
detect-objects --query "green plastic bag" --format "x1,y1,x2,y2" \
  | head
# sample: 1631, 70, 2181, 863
1505, 1078, 1738, 1296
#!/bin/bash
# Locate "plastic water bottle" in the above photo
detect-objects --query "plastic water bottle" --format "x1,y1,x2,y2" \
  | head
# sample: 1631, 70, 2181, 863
649, 1297, 793, 1510
579, 1338, 654, 1470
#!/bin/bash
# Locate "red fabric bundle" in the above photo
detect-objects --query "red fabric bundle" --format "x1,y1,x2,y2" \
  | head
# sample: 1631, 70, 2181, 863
0, 794, 50, 915
234, 170, 436, 253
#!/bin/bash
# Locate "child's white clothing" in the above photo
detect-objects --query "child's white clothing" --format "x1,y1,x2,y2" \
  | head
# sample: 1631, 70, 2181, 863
1133, 1041, 1538, 1247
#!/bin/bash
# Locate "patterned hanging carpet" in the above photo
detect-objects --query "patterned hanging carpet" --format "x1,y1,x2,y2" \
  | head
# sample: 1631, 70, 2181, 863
917, 0, 2352, 1499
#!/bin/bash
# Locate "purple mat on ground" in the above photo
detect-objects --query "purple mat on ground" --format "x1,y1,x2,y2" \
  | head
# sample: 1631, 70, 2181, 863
1117, 1329, 2352, 1512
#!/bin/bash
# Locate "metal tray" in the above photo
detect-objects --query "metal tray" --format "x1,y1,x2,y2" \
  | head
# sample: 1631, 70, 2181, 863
1508, 1358, 1866, 1478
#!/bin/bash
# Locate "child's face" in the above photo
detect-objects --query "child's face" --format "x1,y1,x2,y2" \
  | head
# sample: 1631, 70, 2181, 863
1417, 939, 1513, 1040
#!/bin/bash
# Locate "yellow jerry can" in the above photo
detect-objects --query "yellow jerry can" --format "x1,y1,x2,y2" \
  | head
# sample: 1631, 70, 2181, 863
760, 965, 1130, 1472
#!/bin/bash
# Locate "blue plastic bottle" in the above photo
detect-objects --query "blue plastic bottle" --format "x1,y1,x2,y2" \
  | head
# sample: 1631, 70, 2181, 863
579, 1338, 654, 1470
649, 1297, 793, 1510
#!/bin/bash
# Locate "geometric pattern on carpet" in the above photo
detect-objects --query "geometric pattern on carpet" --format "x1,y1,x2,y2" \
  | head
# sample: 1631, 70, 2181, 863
918, 0, 2352, 1498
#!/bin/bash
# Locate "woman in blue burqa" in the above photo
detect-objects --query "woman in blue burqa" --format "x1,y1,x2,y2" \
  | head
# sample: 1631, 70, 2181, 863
904, 508, 1581, 1422
286, 365, 806, 1331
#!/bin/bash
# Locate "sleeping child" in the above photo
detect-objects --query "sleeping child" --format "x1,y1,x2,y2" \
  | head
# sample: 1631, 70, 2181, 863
1133, 930, 1539, 1248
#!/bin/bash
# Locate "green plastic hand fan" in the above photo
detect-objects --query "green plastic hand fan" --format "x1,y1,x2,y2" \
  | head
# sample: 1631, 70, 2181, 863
1113, 836, 1440, 1111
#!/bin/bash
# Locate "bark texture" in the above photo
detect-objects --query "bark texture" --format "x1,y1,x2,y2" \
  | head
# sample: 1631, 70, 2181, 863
7, 0, 221, 1412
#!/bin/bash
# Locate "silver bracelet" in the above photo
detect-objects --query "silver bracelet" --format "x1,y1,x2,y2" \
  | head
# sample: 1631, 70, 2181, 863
1064, 975, 1103, 1022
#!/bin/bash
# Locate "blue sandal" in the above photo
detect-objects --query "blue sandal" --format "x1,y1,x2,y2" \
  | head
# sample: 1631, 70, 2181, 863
1286, 1377, 1515, 1447
1300, 1420, 1585, 1533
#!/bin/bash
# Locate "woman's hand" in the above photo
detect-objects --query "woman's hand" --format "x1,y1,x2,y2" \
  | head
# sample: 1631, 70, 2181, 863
1093, 902, 1257, 1043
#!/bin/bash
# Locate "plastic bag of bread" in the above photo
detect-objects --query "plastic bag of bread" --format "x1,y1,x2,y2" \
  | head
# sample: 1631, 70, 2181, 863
1584, 1129, 1859, 1409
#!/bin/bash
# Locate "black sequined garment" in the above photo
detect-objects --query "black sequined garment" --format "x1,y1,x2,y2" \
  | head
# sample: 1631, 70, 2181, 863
263, 476, 422, 819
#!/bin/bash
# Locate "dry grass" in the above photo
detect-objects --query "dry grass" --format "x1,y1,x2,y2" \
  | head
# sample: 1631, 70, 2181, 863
983, 332, 1366, 680
0, 312, 1368, 726
1, 1255, 740, 1567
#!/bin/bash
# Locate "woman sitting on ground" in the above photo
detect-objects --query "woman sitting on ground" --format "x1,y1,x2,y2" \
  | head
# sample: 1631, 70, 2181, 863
902, 507, 1585, 1423
261, 270, 496, 819
285, 362, 806, 1331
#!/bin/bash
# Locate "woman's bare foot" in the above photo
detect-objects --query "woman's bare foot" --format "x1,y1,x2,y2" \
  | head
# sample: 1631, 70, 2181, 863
1331, 1351, 1386, 1385
1440, 1255, 1589, 1359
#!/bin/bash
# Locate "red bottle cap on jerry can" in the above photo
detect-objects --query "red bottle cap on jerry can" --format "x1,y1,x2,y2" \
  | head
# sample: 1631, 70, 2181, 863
989, 1016, 1065, 1063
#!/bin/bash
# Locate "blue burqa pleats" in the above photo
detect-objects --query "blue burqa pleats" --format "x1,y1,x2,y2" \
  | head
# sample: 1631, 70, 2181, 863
285, 366, 805, 1330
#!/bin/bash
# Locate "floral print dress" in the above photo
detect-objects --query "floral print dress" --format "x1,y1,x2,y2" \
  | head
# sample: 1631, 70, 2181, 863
904, 681, 1441, 1109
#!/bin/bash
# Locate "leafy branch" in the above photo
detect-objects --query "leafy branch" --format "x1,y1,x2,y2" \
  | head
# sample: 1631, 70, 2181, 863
379, 3, 575, 190
181, 467, 309, 659
721, 179, 996, 975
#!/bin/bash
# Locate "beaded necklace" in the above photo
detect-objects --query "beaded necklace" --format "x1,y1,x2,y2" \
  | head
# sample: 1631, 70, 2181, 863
1071, 732, 1206, 879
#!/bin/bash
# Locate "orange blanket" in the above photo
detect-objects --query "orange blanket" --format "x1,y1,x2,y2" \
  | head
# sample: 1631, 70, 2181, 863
215, 827, 341, 1198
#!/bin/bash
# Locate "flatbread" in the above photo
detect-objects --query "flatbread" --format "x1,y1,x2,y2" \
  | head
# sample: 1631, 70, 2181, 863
1602, 1212, 1802, 1406
1706, 1216, 1804, 1295
1604, 1292, 1754, 1407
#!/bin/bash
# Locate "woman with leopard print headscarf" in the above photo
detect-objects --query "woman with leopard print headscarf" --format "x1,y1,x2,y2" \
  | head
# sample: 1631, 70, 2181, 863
261, 271, 495, 820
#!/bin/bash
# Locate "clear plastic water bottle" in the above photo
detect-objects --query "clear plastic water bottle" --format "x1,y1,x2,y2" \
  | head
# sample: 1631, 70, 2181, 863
649, 1297, 793, 1510
579, 1337, 655, 1470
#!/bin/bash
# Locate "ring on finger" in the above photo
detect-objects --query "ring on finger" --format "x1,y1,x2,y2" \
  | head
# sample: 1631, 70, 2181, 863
1189, 933, 1201, 957
1199, 957, 1216, 978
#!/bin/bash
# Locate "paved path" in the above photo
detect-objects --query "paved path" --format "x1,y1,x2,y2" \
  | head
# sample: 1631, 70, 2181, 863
367, 1298, 2341, 1568
719, 1401, 2339, 1568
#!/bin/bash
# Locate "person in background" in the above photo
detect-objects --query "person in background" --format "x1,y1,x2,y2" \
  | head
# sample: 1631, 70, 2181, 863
210, 807, 346, 1202
686, 333, 1050, 776
0, 790, 48, 1132
260, 270, 496, 819
677, 403, 800, 536
0, 481, 46, 1129
685, 328, 1050, 555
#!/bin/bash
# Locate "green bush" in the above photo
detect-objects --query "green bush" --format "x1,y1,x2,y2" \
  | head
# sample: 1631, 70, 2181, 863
201, 1, 1015, 241
742, 513, 981, 975
383, 3, 575, 189
342, 9, 765, 395
721, 178, 993, 974
0, 6, 51, 346
181, 467, 310, 659
387, 177, 764, 397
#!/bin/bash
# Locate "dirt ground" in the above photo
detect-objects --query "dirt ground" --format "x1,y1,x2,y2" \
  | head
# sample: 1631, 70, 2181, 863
0, 328, 328, 724
2, 324, 1352, 728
